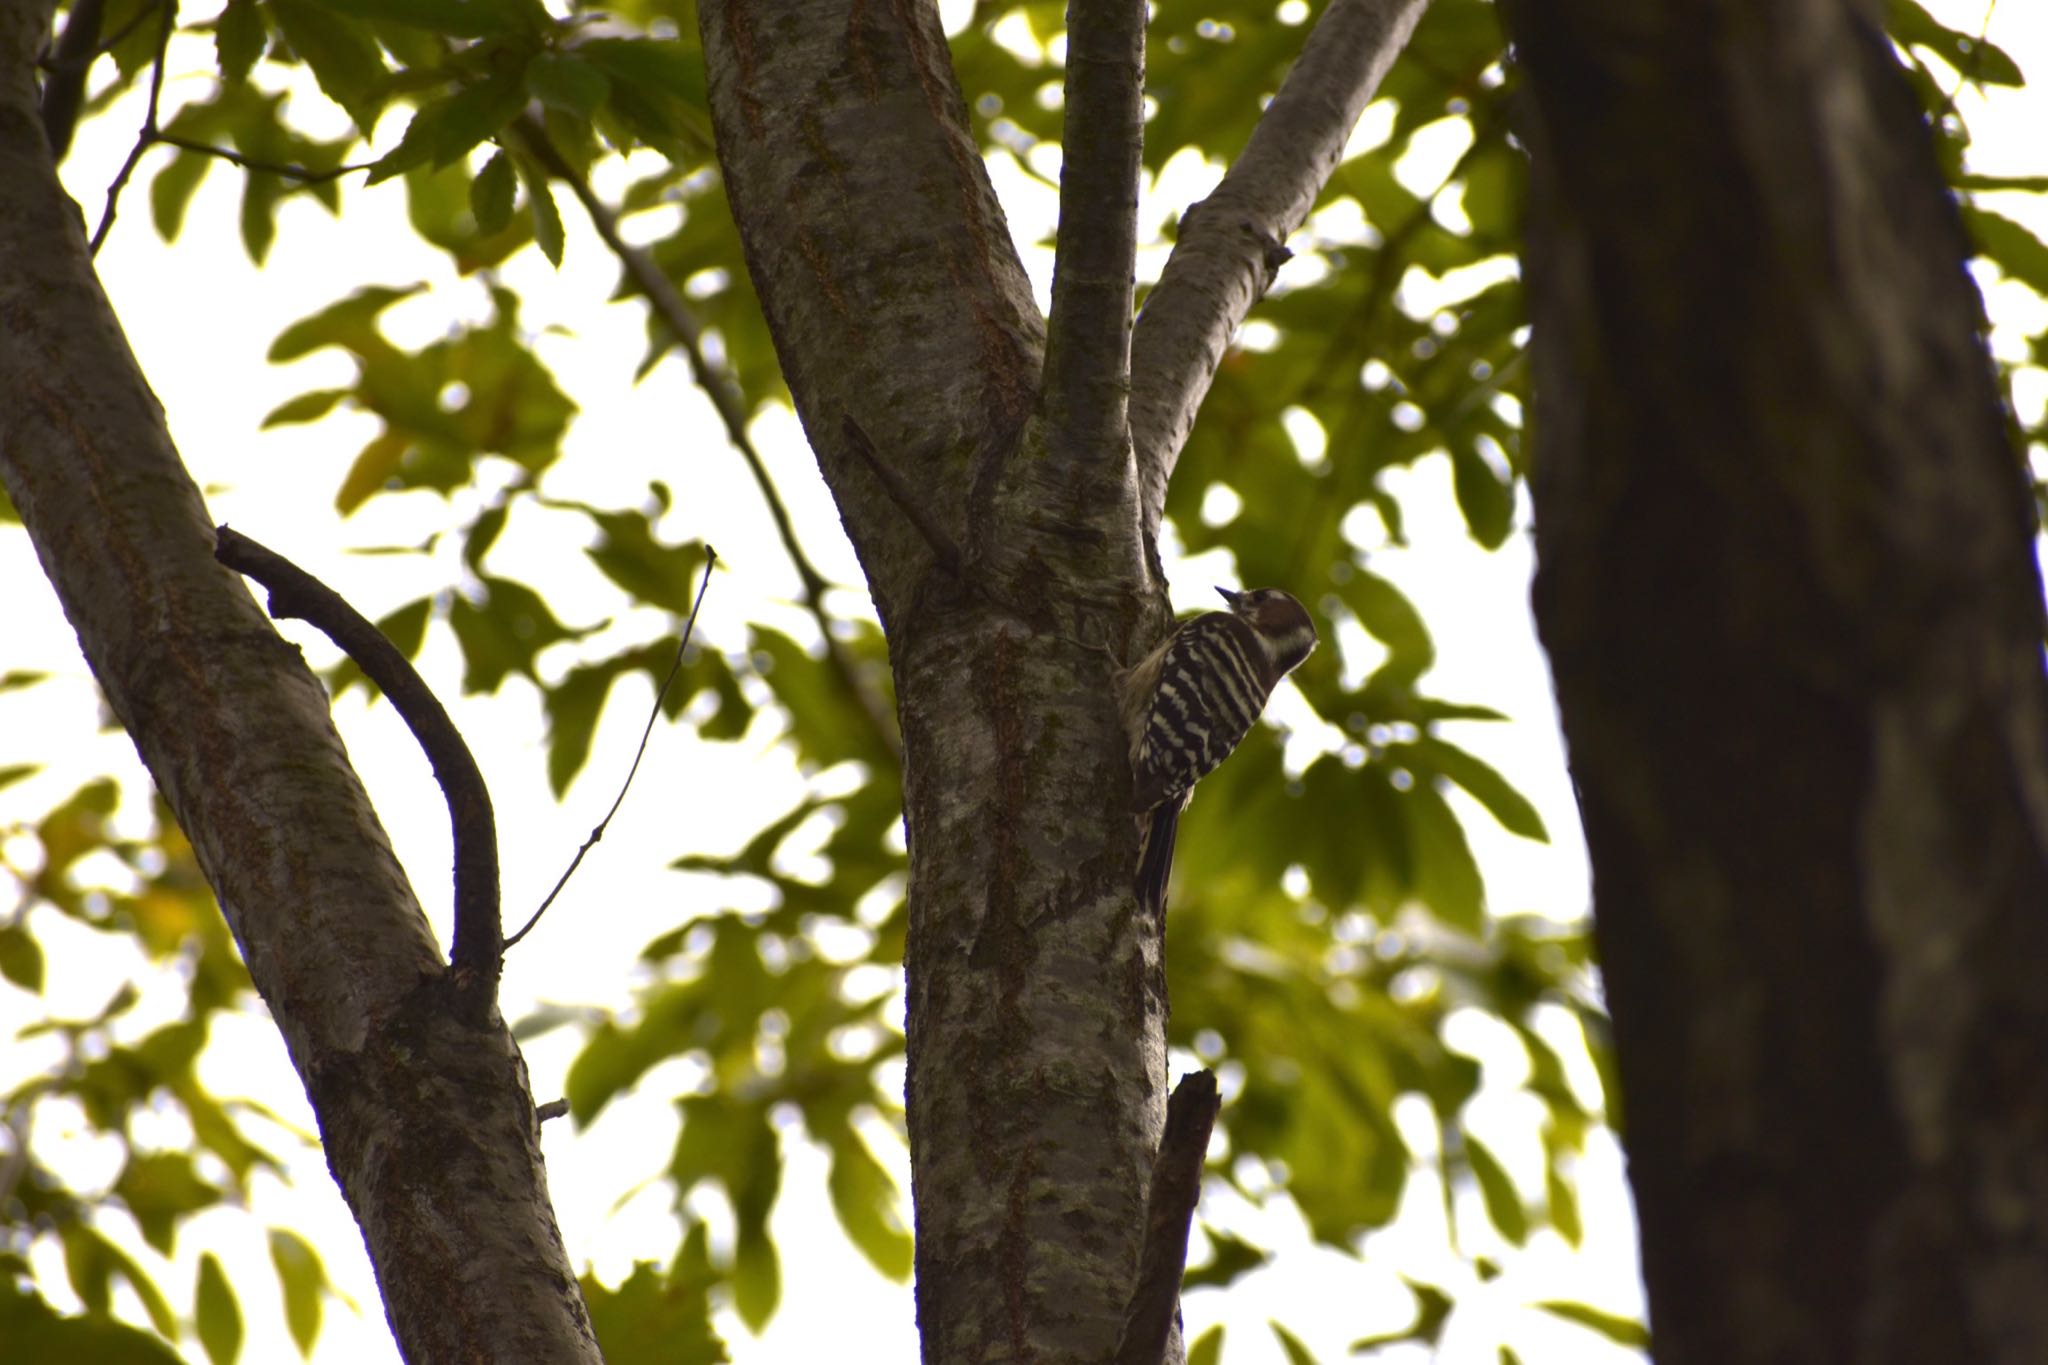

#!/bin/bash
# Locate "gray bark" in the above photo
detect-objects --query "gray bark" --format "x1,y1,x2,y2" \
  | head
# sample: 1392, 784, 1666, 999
700, 0, 1431, 1357
700, 3, 1159, 1358
1502, 0, 2048, 1360
0, 6, 597, 1360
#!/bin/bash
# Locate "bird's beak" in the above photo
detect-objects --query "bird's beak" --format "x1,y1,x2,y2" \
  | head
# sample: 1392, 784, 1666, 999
1215, 587, 1247, 610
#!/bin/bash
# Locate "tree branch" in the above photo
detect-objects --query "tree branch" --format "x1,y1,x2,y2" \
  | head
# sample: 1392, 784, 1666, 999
154, 133, 370, 183
1128, 0, 1429, 538
511, 115, 901, 764
214, 526, 502, 1006
36, 0, 102, 161
87, 0, 174, 255
1114, 1069, 1221, 1365
1040, 0, 1146, 466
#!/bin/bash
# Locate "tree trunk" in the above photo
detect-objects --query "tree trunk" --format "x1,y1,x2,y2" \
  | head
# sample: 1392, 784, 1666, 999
1502, 1, 2048, 1361
699, 3, 1166, 1356
699, 0, 1427, 1357
0, 6, 598, 1360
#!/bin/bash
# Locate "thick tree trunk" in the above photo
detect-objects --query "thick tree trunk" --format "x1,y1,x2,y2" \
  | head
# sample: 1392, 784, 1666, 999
700, 0, 1433, 1356
1503, 1, 2048, 1361
699, 4, 1165, 1358
0, 8, 597, 1361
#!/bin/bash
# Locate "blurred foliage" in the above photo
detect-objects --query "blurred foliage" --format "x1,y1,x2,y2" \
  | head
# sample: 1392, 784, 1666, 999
4, 0, 2042, 1360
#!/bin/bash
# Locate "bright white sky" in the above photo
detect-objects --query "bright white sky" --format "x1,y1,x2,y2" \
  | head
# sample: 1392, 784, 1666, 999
2, 3, 2043, 1363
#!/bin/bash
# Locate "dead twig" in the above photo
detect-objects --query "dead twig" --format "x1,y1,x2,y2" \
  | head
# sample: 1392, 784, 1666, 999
504, 547, 718, 951
1114, 1069, 1221, 1365
214, 524, 502, 1011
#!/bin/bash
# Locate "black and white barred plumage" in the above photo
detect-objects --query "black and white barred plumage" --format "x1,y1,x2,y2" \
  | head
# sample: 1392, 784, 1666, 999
1121, 587, 1317, 914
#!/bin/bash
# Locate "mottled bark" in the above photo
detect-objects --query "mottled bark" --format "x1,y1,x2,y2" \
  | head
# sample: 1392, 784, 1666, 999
700, 0, 1439, 1357
1502, 1, 2048, 1361
1041, 0, 1145, 473
0, 7, 596, 1360
700, 2, 1162, 1359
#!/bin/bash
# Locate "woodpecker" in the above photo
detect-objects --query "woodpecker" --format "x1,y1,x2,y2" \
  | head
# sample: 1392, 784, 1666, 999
1122, 587, 1317, 915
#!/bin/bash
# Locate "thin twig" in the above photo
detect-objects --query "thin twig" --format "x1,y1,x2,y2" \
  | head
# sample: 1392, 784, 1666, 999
154, 133, 372, 183
1114, 1069, 1221, 1365
89, 0, 176, 256
841, 416, 962, 578
213, 525, 503, 1007
511, 114, 901, 762
504, 548, 718, 951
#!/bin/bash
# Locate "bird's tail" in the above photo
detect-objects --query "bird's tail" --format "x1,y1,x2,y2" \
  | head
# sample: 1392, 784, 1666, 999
1134, 802, 1181, 917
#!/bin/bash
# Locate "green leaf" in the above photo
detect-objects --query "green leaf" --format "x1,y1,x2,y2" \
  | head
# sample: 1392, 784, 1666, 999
1397, 737, 1547, 842
1182, 1227, 1269, 1290
215, 0, 266, 82
267, 1228, 325, 1355
1342, 568, 1435, 685
469, 151, 516, 237
448, 576, 579, 692
335, 429, 411, 514
464, 503, 509, 570
823, 1127, 912, 1281
149, 151, 212, 242
526, 52, 611, 119
0, 1292, 184, 1364
0, 924, 44, 991
0, 669, 47, 692
239, 171, 282, 264
0, 763, 38, 794
195, 1254, 243, 1365
261, 388, 351, 427
1349, 1278, 1453, 1351
1448, 440, 1513, 548
1407, 781, 1485, 933
1269, 1320, 1318, 1365
1959, 173, 2048, 192
1533, 1300, 1649, 1348
1961, 206, 2048, 294
730, 1220, 780, 1332
366, 73, 528, 185
1186, 1325, 1224, 1365
1889, 0, 2024, 86
115, 1152, 220, 1254
583, 510, 709, 614
1462, 1137, 1528, 1246
543, 660, 612, 796
579, 1263, 727, 1365
269, 284, 423, 361
577, 37, 707, 110
528, 170, 565, 266
304, 0, 542, 38
59, 1226, 176, 1338
1546, 1162, 1582, 1248
270, 0, 388, 134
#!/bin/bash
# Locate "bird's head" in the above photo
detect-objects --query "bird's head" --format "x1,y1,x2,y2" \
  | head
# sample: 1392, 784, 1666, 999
1217, 586, 1318, 676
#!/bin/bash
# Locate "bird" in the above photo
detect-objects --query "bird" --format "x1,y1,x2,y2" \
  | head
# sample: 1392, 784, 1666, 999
1120, 586, 1318, 915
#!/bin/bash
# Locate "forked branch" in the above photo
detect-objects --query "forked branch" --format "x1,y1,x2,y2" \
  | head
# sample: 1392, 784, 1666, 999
1129, 0, 1430, 537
